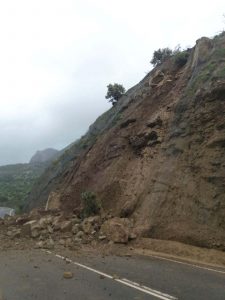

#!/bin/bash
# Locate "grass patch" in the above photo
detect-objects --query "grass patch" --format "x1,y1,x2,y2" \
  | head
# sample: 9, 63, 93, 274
213, 48, 225, 59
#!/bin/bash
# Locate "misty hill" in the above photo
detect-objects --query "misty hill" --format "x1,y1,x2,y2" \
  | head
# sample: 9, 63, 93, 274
0, 148, 59, 212
26, 33, 225, 250
30, 148, 59, 164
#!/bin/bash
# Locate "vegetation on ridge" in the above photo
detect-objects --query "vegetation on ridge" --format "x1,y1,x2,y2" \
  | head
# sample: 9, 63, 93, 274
150, 46, 190, 67
105, 83, 126, 105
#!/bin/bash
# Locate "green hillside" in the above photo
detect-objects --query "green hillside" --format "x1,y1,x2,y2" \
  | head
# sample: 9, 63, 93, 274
0, 163, 47, 212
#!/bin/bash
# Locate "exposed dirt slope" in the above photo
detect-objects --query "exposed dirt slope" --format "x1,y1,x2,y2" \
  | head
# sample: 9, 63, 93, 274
27, 34, 225, 250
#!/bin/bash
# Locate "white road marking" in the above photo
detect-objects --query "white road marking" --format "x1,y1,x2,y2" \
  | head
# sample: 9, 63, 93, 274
118, 278, 176, 300
44, 250, 177, 300
144, 253, 225, 275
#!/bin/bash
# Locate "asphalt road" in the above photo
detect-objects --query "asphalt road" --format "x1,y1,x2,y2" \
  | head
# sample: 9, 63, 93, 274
0, 250, 225, 300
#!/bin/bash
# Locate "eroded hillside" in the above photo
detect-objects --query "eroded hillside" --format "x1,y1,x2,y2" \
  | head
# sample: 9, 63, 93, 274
26, 33, 225, 249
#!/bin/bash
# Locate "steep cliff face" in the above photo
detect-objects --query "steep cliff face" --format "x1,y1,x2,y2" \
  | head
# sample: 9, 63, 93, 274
27, 33, 225, 249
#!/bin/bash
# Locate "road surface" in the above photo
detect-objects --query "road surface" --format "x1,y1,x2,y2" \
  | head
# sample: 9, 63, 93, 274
0, 249, 225, 299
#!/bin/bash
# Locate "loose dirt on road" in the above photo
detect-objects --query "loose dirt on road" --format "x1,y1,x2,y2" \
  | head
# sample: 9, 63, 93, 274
1, 210, 225, 271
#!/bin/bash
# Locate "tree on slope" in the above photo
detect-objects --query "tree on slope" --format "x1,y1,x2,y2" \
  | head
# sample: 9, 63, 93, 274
105, 83, 126, 105
150, 48, 173, 66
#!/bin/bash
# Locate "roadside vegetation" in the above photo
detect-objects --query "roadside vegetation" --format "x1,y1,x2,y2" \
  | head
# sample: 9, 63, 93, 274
81, 191, 101, 218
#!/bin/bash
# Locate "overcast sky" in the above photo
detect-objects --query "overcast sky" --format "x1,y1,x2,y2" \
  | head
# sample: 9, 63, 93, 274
0, 0, 224, 165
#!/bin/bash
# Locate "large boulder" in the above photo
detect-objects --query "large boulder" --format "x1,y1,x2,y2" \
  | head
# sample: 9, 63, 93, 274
60, 220, 73, 232
21, 220, 42, 238
100, 218, 132, 244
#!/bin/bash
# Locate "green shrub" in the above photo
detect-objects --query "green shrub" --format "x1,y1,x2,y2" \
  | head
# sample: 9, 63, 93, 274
174, 51, 189, 67
81, 191, 100, 217
151, 47, 190, 68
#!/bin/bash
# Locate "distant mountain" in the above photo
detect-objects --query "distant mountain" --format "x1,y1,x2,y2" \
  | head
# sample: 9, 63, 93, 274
30, 148, 59, 164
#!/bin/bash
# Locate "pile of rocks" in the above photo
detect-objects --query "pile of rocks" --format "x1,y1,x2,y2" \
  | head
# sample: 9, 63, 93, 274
0, 209, 137, 250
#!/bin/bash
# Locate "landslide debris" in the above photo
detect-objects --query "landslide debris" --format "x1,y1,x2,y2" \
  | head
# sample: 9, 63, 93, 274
0, 209, 136, 251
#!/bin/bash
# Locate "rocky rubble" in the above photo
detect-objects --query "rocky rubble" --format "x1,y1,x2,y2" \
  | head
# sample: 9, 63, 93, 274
0, 209, 137, 251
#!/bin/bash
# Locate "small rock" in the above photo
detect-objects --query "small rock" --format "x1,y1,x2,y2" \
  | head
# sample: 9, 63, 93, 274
60, 221, 72, 233
81, 220, 93, 234
31, 229, 40, 239
71, 216, 81, 225
11, 229, 21, 239
47, 225, 54, 234
16, 216, 30, 225
72, 224, 80, 235
44, 238, 55, 249
76, 231, 84, 239
128, 232, 137, 240
40, 229, 48, 238
112, 274, 119, 280
35, 241, 44, 249
63, 272, 73, 279
65, 238, 73, 248
39, 216, 54, 227
73, 237, 82, 244
59, 239, 66, 246
52, 216, 63, 231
